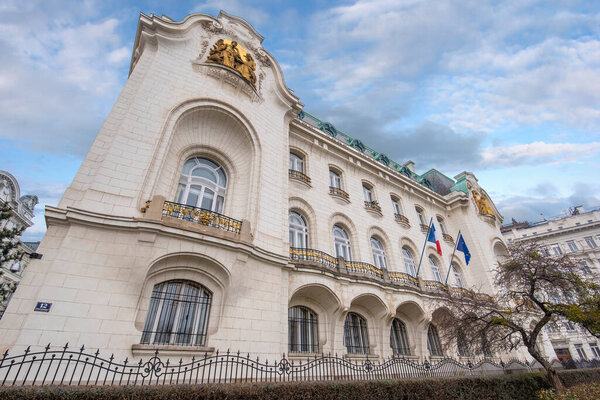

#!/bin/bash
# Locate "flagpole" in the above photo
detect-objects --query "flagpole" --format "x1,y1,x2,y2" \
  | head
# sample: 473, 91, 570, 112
444, 229, 460, 285
416, 217, 433, 277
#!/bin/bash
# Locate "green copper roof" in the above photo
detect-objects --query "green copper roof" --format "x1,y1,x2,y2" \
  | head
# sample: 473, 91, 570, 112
297, 111, 456, 194
450, 175, 468, 194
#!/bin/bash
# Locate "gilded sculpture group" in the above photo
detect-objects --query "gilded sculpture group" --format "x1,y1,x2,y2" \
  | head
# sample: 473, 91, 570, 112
472, 190, 495, 216
206, 39, 256, 87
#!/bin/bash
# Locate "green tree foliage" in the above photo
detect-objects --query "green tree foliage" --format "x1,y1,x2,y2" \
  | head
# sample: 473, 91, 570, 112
435, 241, 600, 394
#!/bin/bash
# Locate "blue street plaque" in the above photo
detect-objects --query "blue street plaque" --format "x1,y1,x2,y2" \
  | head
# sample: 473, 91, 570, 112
34, 302, 52, 312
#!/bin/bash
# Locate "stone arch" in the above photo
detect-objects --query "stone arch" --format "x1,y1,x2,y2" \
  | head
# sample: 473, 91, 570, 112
492, 238, 510, 264
289, 283, 343, 353
289, 197, 318, 248
329, 212, 360, 260
134, 252, 231, 340
140, 99, 262, 230
393, 300, 427, 356
339, 293, 390, 355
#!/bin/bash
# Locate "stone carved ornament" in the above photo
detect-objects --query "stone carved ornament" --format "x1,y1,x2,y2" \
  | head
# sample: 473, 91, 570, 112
205, 39, 256, 88
472, 190, 494, 216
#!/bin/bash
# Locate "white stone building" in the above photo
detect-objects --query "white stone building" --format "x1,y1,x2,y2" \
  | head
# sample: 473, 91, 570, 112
0, 12, 512, 361
0, 171, 39, 319
502, 206, 600, 364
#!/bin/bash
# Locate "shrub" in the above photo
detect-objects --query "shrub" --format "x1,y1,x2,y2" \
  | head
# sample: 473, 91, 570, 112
538, 382, 600, 400
0, 369, 598, 400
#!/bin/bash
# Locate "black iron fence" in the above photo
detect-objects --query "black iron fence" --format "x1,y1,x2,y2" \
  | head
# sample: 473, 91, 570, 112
0, 343, 555, 387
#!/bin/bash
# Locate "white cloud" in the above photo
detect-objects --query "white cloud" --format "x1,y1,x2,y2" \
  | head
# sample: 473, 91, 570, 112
481, 141, 600, 167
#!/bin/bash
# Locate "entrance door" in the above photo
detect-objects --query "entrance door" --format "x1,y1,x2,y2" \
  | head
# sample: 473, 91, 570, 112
554, 348, 574, 367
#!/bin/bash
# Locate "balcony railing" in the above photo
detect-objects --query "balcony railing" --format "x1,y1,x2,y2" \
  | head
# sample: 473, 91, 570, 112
420, 224, 429, 233
289, 247, 337, 270
162, 201, 242, 234
345, 260, 384, 280
423, 280, 448, 293
329, 186, 350, 201
388, 271, 419, 287
394, 213, 409, 224
450, 287, 474, 297
288, 169, 311, 184
443, 233, 454, 242
364, 201, 382, 213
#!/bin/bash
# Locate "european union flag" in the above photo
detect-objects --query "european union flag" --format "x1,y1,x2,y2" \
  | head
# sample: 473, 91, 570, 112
456, 234, 471, 265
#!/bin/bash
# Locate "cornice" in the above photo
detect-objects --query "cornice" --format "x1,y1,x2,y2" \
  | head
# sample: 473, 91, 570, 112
44, 206, 289, 267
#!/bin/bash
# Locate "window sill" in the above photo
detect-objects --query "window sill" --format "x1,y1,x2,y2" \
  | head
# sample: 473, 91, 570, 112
344, 353, 378, 360
287, 352, 321, 359
132, 344, 215, 357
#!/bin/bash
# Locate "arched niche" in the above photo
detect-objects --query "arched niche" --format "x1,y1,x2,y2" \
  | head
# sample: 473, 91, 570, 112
141, 100, 262, 229
393, 300, 427, 356
134, 252, 231, 340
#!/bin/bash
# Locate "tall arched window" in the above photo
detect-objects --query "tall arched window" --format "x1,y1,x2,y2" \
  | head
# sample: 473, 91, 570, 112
429, 256, 442, 282
288, 306, 319, 353
329, 169, 341, 189
437, 216, 447, 235
333, 225, 352, 260
452, 263, 465, 288
402, 247, 417, 277
391, 196, 401, 215
344, 312, 369, 354
289, 211, 308, 248
390, 318, 410, 356
427, 324, 443, 356
370, 237, 387, 269
457, 331, 470, 357
175, 157, 227, 213
141, 280, 212, 346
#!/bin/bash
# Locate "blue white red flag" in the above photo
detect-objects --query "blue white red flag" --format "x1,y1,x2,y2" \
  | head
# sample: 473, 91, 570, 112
427, 222, 442, 256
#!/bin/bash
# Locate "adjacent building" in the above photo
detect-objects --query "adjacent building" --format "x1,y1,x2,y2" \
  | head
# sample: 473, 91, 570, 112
502, 206, 600, 364
0, 12, 513, 362
0, 171, 39, 319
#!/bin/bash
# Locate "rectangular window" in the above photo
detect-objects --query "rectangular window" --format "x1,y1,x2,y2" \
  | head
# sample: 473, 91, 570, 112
362, 185, 373, 202
567, 240, 578, 252
392, 199, 400, 215
289, 153, 304, 172
563, 320, 576, 331
585, 236, 597, 249
590, 343, 600, 359
540, 247, 550, 256
579, 261, 592, 275
550, 244, 562, 255
329, 170, 341, 189
575, 344, 587, 360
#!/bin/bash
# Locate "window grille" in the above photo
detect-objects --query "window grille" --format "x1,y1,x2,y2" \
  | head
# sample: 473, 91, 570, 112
344, 312, 369, 354
427, 325, 443, 356
390, 319, 410, 356
141, 280, 212, 347
288, 306, 319, 353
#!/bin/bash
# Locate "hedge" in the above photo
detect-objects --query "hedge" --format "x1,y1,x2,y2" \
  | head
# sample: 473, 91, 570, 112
1, 369, 599, 400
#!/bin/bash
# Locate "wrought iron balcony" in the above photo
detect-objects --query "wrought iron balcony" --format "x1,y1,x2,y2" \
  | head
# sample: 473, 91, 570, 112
345, 260, 384, 280
288, 169, 311, 184
423, 280, 448, 293
162, 201, 242, 234
420, 224, 429, 233
450, 287, 474, 297
394, 213, 409, 225
388, 271, 419, 288
329, 186, 350, 201
443, 233, 454, 242
289, 247, 337, 270
364, 201, 382, 213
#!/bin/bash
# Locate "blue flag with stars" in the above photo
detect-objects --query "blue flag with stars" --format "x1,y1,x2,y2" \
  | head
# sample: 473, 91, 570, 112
456, 234, 471, 265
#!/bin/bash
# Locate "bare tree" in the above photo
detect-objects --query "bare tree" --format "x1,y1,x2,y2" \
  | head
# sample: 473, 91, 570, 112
435, 241, 600, 393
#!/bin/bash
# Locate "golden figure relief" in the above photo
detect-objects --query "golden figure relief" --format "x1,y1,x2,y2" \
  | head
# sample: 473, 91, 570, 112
206, 39, 256, 88
472, 190, 494, 216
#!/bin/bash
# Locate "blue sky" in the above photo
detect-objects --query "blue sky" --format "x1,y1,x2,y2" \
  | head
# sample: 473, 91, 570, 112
1, 0, 599, 241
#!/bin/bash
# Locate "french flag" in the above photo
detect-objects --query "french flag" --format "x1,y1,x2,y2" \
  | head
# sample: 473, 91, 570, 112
427, 222, 442, 256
